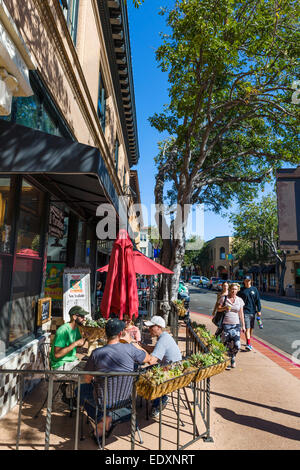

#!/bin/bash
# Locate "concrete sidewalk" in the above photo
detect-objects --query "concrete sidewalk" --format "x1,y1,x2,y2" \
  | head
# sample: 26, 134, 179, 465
0, 314, 299, 450
187, 311, 300, 450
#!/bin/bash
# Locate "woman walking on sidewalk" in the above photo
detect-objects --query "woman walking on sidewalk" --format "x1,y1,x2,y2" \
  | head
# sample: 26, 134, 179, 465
217, 283, 246, 368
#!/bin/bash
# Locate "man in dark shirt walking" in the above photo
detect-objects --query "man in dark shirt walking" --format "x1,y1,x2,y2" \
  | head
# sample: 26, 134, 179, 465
238, 276, 262, 351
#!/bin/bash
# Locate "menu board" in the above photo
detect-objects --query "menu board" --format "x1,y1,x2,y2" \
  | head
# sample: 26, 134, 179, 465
63, 268, 91, 322
37, 297, 52, 326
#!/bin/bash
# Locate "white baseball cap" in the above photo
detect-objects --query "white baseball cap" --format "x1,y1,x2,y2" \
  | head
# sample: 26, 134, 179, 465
144, 316, 166, 328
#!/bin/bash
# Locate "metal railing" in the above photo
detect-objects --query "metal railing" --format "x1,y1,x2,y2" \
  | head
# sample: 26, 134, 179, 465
1, 319, 215, 450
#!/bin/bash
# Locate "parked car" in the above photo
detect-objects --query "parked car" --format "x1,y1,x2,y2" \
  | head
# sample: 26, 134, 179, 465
230, 280, 244, 288
215, 279, 231, 291
208, 277, 221, 289
196, 276, 210, 288
189, 275, 201, 285
211, 278, 224, 290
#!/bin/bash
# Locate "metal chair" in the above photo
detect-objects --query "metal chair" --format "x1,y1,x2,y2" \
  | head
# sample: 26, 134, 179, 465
80, 373, 143, 449
34, 341, 76, 419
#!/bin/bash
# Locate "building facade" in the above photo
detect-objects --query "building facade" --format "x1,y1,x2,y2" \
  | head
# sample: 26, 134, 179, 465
139, 227, 153, 258
205, 236, 235, 279
0, 0, 141, 416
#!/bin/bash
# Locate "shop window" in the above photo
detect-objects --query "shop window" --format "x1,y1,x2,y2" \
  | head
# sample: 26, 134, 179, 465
0, 177, 16, 357
59, 0, 79, 45
9, 180, 45, 346
97, 71, 107, 131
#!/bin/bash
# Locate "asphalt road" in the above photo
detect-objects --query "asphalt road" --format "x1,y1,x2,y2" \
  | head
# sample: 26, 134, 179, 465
188, 285, 300, 357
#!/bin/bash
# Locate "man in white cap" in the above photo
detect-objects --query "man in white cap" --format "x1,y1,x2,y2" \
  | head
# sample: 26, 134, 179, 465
142, 315, 182, 417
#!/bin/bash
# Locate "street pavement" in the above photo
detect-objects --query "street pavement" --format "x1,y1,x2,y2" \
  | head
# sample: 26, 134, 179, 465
189, 285, 300, 358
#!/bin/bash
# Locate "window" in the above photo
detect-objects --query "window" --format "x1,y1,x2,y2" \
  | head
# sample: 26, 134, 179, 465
114, 138, 119, 172
97, 71, 107, 130
9, 180, 45, 346
220, 247, 226, 260
0, 177, 16, 358
123, 169, 126, 191
0, 71, 70, 138
59, 0, 79, 45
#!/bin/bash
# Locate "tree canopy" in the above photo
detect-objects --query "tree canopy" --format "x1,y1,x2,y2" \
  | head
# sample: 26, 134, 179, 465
230, 194, 287, 293
151, 0, 300, 213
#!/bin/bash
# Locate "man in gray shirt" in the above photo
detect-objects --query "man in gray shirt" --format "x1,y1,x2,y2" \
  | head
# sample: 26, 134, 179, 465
142, 316, 182, 417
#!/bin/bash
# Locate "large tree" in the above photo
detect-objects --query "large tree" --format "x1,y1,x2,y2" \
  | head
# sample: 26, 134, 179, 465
149, 0, 299, 318
230, 194, 287, 295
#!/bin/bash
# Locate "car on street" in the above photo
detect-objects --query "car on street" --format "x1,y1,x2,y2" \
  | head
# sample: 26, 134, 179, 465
189, 275, 201, 285
230, 280, 244, 288
211, 278, 224, 290
208, 277, 221, 289
196, 276, 210, 288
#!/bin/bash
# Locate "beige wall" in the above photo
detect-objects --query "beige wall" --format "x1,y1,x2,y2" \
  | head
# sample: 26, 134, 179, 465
3, 0, 130, 198
207, 236, 235, 278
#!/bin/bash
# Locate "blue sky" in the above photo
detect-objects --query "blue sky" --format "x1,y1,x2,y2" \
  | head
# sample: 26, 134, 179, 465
127, 1, 235, 241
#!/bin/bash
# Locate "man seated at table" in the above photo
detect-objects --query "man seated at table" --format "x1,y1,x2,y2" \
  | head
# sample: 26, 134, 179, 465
79, 318, 155, 444
50, 306, 88, 402
141, 315, 182, 417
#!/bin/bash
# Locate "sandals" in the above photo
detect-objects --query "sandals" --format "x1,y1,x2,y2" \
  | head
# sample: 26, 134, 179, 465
91, 424, 115, 448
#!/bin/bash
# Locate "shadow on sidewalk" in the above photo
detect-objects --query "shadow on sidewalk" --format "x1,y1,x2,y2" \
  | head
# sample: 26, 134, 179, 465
211, 391, 300, 419
215, 408, 300, 441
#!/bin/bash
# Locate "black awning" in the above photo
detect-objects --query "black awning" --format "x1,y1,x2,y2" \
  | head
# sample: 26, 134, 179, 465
261, 264, 276, 273
248, 266, 260, 273
0, 120, 122, 221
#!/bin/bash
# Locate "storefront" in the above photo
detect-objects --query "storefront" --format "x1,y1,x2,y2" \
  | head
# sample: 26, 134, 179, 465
0, 116, 127, 417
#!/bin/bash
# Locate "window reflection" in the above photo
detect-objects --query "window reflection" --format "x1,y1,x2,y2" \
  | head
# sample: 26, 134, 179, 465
9, 180, 45, 345
16, 180, 45, 255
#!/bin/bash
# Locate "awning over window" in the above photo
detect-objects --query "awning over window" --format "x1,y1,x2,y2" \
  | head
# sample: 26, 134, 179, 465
0, 120, 128, 227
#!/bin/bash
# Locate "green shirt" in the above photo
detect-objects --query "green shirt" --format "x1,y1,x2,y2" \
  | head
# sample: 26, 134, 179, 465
50, 323, 81, 370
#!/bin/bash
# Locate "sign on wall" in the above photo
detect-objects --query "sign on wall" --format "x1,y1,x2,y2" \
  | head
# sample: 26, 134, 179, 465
63, 268, 91, 322
49, 205, 64, 239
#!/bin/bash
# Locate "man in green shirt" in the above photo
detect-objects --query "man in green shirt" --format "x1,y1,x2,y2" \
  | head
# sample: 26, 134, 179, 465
50, 306, 88, 370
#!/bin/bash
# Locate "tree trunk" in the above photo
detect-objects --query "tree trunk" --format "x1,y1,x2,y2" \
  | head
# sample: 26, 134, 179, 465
278, 253, 287, 296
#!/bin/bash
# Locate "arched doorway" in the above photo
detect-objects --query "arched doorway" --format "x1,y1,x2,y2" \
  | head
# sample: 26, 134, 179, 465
217, 265, 228, 280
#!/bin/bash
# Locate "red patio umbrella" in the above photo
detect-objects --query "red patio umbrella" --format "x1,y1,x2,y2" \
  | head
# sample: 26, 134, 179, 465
100, 229, 139, 320
97, 250, 174, 275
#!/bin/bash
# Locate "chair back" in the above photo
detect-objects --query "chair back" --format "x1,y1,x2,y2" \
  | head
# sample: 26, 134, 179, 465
37, 341, 51, 371
93, 374, 135, 411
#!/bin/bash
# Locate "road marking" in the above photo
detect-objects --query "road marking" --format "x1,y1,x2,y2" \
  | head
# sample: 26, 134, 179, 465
261, 305, 300, 318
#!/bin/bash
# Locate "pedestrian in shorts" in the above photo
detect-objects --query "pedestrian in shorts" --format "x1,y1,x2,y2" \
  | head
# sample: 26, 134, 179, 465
238, 276, 262, 351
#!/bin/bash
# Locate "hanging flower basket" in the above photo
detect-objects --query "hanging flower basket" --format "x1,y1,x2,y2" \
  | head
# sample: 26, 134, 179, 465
193, 358, 230, 382
78, 325, 106, 343
136, 362, 197, 400
173, 300, 187, 319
